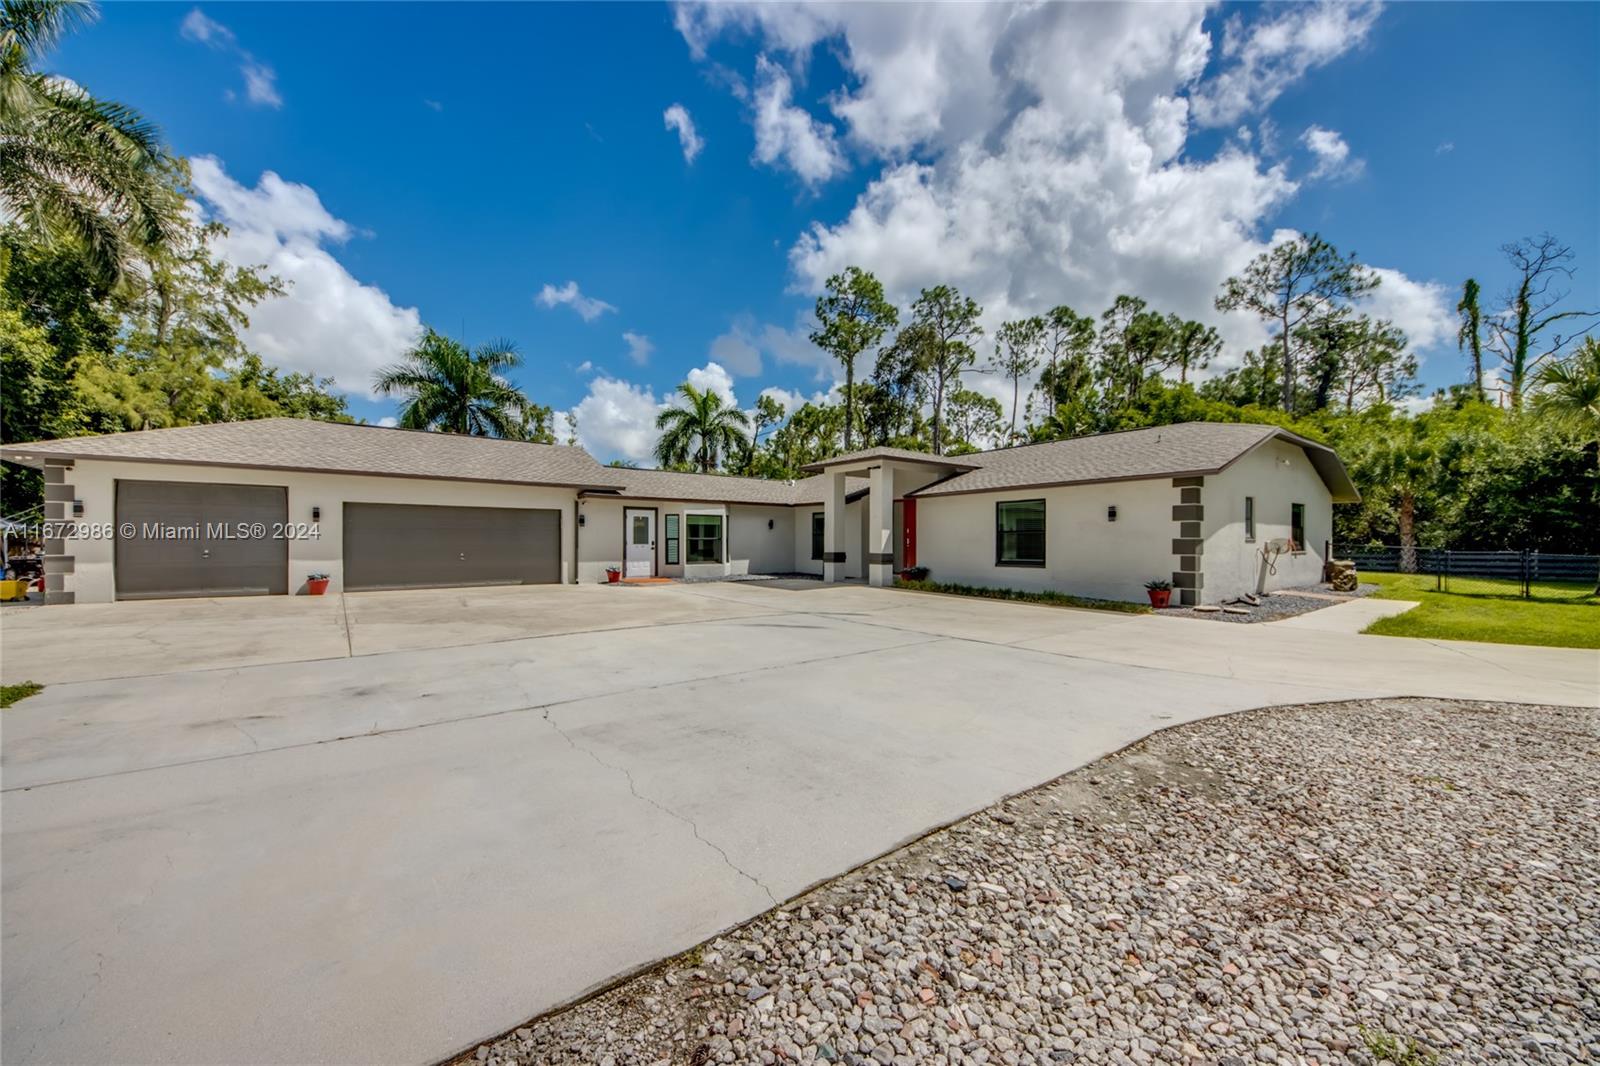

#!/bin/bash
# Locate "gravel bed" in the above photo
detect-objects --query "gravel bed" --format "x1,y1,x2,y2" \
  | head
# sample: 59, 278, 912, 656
1162, 584, 1379, 624
678, 573, 823, 584
464, 698, 1598, 1066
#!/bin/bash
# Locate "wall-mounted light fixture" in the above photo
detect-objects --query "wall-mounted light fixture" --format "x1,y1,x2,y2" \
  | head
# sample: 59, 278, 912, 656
768, 518, 774, 529
311, 506, 321, 522
1107, 505, 1117, 522
578, 513, 586, 527
73, 499, 85, 517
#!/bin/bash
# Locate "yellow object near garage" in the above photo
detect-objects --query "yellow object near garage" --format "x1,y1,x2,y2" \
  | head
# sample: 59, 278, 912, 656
0, 579, 33, 602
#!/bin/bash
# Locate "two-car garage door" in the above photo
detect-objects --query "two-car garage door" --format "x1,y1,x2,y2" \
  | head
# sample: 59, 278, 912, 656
342, 503, 561, 591
113, 480, 561, 598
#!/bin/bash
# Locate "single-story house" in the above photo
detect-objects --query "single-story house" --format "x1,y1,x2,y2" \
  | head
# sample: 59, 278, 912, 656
1, 418, 1357, 606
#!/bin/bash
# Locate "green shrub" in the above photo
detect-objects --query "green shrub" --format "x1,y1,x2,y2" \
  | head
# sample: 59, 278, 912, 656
894, 578, 1149, 614
1360, 1027, 1440, 1066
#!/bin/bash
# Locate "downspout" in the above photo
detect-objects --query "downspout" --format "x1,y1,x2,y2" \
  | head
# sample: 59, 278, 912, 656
573, 497, 581, 584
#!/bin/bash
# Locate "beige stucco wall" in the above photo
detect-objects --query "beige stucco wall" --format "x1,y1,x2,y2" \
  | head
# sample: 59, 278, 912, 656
578, 497, 680, 582
1203, 440, 1332, 599
792, 498, 865, 577
730, 505, 797, 576
577, 498, 799, 582
61, 459, 580, 603
913, 479, 1176, 603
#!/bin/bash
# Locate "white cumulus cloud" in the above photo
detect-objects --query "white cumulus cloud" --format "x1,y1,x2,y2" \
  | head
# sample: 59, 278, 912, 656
1189, 1, 1383, 127
685, 361, 738, 404
678, 2, 1446, 382
566, 376, 664, 463
751, 55, 846, 186
561, 362, 746, 463
188, 156, 422, 397
758, 383, 838, 418
663, 103, 704, 163
1301, 125, 1364, 180
536, 281, 617, 322
1360, 268, 1454, 352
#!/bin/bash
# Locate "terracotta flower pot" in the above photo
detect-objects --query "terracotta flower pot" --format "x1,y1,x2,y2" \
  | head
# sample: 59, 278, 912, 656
1147, 588, 1171, 608
306, 577, 331, 596
606, 568, 622, 584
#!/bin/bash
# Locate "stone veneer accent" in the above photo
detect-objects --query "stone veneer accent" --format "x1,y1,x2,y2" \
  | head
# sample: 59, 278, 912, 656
42, 459, 76, 604
1170, 476, 1204, 606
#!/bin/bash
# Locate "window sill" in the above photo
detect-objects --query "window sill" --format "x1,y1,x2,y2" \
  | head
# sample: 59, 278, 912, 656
995, 560, 1046, 568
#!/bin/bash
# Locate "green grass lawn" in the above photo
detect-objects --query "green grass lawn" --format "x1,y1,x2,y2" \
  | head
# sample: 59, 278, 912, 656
1, 681, 44, 708
1363, 572, 1599, 649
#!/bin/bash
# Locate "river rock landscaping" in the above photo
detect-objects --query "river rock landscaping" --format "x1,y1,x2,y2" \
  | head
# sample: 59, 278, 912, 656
1161, 584, 1380, 624
466, 698, 1598, 1066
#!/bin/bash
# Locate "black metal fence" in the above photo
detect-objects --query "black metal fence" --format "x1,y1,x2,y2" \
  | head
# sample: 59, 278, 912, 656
1332, 545, 1599, 601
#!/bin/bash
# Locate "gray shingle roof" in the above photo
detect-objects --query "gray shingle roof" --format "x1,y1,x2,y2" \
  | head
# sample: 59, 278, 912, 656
909, 422, 1357, 501
590, 468, 800, 505
585, 469, 867, 506
1, 418, 1356, 504
802, 446, 978, 473
0, 418, 626, 490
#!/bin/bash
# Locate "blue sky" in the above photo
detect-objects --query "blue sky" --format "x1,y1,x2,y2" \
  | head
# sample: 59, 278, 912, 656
49, 2, 1599, 460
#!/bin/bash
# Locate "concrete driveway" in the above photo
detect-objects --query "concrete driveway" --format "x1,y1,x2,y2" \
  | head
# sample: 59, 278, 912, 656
3, 583, 1595, 1065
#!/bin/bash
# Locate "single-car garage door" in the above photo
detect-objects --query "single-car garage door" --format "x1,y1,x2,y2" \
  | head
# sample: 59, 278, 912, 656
343, 503, 561, 591
115, 480, 289, 599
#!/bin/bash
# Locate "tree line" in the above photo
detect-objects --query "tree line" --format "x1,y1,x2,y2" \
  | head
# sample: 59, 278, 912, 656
650, 240, 1597, 558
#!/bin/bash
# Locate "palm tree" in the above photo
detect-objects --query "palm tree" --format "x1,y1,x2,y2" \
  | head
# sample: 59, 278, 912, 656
373, 329, 535, 438
654, 382, 750, 472
1533, 337, 1600, 453
1359, 419, 1436, 574
1, 0, 182, 284
1534, 338, 1600, 593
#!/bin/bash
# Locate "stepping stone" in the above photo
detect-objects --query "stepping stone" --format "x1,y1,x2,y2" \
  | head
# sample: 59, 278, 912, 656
1193, 605, 1221, 613
1221, 606, 1251, 615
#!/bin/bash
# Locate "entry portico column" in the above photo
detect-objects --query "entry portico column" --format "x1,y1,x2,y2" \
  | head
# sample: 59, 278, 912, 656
822, 469, 848, 583
867, 462, 896, 587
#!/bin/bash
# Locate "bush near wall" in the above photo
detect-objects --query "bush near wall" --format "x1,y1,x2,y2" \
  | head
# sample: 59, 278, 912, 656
894, 577, 1150, 614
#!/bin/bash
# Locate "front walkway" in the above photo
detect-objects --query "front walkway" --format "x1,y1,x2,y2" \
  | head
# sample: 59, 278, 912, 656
2, 582, 1594, 1064
1270, 596, 1420, 632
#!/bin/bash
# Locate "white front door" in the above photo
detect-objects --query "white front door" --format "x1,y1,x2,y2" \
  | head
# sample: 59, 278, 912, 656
624, 509, 656, 578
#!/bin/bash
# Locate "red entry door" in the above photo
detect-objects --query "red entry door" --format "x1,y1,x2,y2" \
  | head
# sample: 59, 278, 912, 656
902, 498, 917, 569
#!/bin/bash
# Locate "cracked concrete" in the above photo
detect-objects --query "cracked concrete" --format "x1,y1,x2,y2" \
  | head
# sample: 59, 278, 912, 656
2, 581, 1595, 1065
542, 706, 778, 907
